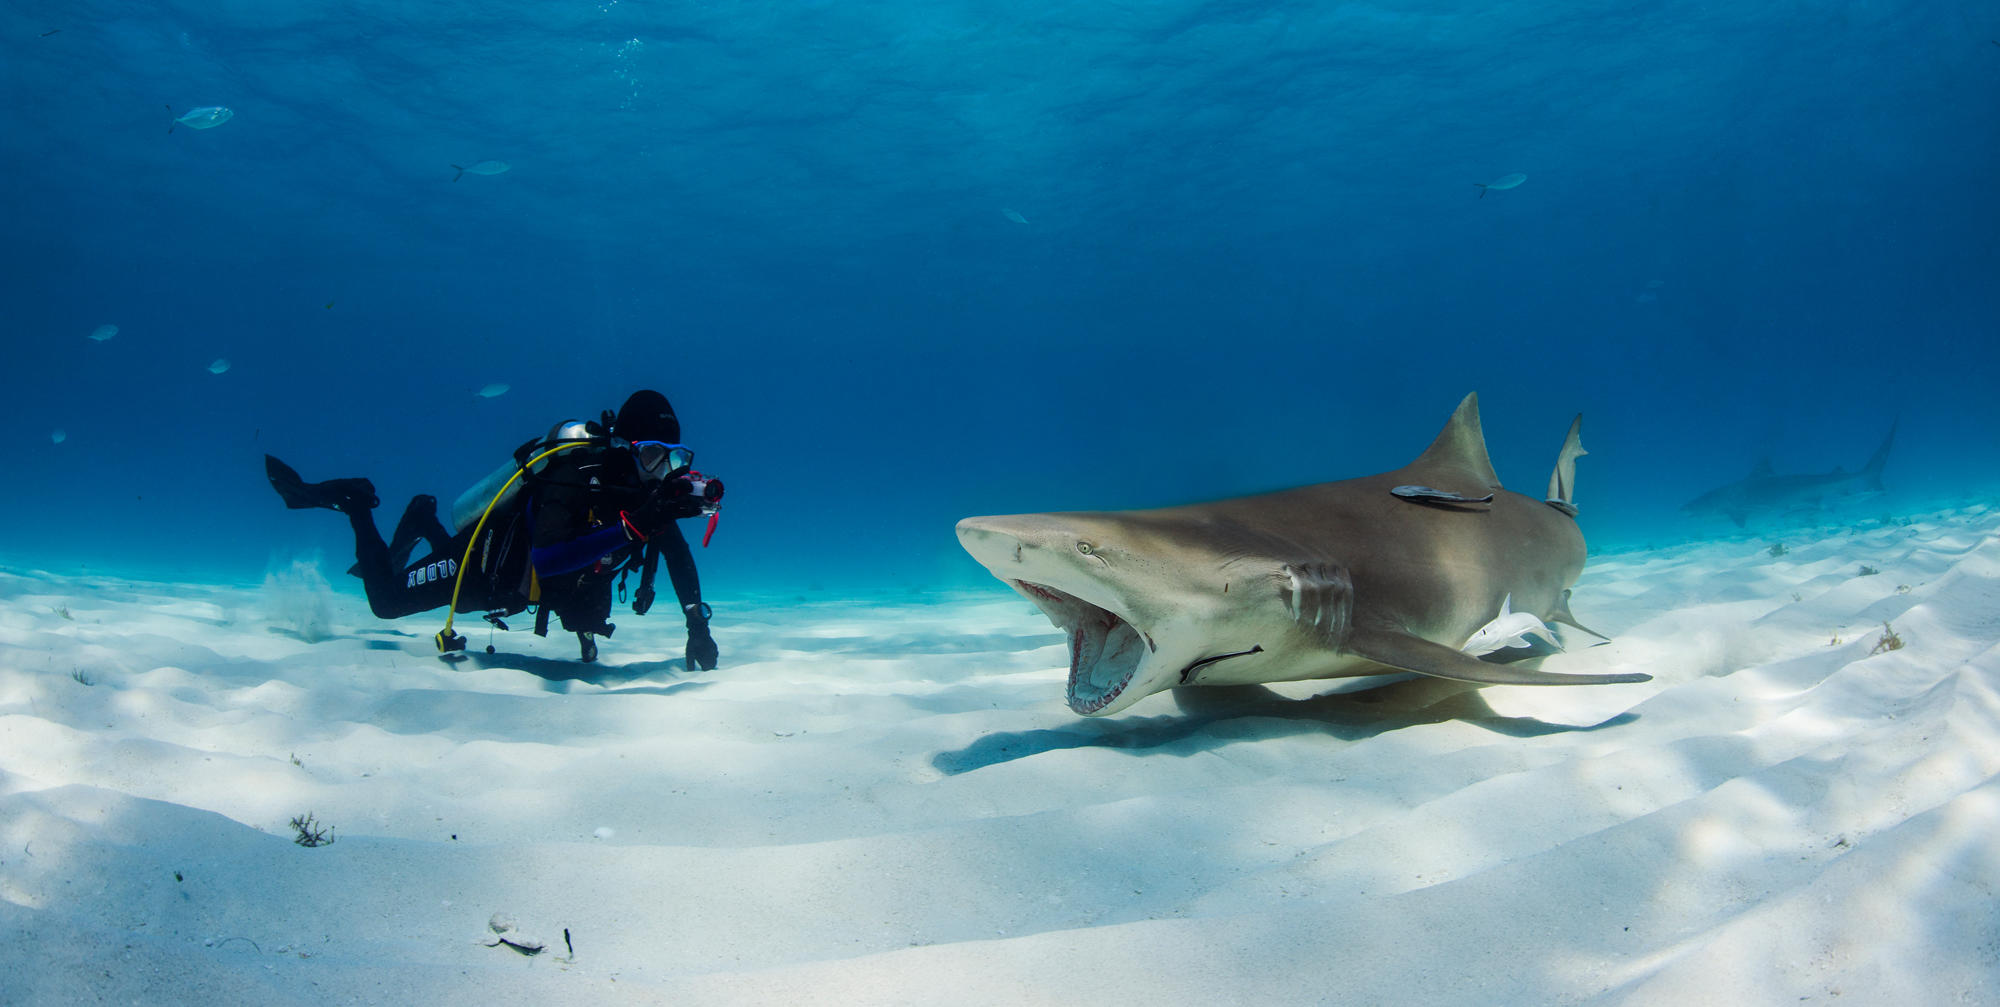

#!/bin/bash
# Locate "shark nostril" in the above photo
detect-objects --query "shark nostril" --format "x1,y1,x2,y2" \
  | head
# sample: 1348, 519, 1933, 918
1013, 544, 1023, 563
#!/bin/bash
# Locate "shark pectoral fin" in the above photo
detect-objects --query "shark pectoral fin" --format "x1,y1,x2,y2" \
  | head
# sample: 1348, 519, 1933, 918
1550, 588, 1609, 640
1347, 629, 1650, 686
1279, 562, 1354, 646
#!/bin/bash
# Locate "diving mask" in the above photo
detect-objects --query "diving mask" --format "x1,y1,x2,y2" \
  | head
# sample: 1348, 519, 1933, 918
633, 440, 694, 479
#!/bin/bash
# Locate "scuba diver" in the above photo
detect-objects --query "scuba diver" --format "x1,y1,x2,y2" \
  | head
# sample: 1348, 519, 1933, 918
263, 389, 725, 668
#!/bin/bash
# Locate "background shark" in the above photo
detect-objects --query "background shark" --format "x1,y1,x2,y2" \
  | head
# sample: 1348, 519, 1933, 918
956, 394, 1649, 717
1682, 423, 1897, 527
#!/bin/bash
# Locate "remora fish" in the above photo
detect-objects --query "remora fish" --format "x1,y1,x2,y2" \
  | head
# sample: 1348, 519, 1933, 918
1681, 422, 1896, 527
956, 394, 1647, 717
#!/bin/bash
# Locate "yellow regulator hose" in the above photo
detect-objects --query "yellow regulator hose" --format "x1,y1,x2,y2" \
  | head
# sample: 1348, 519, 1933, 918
435, 442, 588, 653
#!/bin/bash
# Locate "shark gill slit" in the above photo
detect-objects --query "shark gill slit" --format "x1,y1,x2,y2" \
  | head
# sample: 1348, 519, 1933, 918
1179, 646, 1263, 684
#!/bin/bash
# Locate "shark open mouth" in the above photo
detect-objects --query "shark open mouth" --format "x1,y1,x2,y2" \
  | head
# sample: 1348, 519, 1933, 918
1013, 581, 1149, 715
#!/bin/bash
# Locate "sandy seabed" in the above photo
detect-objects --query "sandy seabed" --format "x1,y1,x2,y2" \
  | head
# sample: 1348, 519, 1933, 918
4, 506, 1999, 1005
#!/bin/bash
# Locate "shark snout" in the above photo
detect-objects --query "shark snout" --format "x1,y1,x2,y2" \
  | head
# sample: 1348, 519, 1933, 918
954, 515, 1032, 569
956, 513, 1126, 609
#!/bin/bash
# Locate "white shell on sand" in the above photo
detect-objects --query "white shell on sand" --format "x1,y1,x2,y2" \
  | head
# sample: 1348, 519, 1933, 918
208, 358, 231, 374
480, 913, 544, 954
175, 106, 234, 129
476, 383, 510, 398
89, 324, 118, 342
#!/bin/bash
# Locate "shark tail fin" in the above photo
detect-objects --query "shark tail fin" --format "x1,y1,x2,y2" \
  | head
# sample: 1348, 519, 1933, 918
1544, 414, 1586, 516
451, 164, 465, 182
1861, 419, 1897, 492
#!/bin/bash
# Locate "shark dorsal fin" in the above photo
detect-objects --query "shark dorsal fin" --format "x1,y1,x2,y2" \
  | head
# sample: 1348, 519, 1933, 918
1410, 392, 1502, 491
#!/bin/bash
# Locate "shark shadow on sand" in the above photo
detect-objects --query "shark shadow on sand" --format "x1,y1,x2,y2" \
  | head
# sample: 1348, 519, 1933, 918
931, 675, 1637, 775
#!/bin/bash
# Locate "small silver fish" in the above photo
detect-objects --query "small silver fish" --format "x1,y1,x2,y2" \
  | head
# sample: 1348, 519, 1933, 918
51, 429, 67, 445
1001, 208, 1028, 224
1474, 172, 1527, 198
453, 161, 510, 182
89, 324, 117, 342
476, 383, 510, 398
208, 358, 231, 374
170, 106, 234, 132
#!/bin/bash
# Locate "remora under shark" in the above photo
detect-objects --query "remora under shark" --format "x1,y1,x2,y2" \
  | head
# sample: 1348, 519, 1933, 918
956, 393, 1649, 717
1681, 423, 1896, 527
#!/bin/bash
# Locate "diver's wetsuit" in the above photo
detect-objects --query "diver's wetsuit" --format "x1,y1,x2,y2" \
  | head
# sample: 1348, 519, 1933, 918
344, 496, 530, 620
335, 440, 704, 634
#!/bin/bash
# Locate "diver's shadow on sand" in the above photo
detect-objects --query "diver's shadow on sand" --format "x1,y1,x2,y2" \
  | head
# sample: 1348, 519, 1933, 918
443, 650, 715, 694
931, 678, 1637, 775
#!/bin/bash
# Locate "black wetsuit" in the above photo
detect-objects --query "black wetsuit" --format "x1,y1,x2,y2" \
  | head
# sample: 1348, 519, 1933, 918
344, 495, 529, 621
346, 441, 704, 638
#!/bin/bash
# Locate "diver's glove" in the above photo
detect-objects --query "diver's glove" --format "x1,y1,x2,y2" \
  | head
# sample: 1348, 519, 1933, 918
684, 601, 718, 672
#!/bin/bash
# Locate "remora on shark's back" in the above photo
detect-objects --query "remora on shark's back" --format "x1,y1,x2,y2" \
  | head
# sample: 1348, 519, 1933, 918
956, 394, 1648, 717
1681, 422, 1896, 527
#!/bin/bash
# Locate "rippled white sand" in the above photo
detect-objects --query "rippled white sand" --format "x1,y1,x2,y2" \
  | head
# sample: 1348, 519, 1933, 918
4, 506, 1998, 1004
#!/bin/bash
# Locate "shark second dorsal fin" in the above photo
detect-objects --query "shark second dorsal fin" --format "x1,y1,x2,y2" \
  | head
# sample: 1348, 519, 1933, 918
1545, 414, 1587, 513
1410, 392, 1502, 491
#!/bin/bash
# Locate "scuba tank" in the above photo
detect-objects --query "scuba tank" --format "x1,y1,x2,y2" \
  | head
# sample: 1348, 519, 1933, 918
448, 419, 596, 532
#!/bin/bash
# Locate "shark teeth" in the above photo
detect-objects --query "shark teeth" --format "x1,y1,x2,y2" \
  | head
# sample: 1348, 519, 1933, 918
1014, 582, 1147, 715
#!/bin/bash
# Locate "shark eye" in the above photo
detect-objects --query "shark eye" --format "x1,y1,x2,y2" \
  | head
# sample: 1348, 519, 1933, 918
1075, 541, 1094, 556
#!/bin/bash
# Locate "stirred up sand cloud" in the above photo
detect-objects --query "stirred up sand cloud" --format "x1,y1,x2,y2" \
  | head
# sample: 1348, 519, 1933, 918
3, 506, 1999, 1004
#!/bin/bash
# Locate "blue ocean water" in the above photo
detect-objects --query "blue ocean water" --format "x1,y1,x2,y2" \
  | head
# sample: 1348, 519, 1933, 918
4, 0, 1996, 595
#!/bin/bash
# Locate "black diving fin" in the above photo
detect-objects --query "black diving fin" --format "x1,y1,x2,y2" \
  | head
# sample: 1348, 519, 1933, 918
265, 455, 378, 513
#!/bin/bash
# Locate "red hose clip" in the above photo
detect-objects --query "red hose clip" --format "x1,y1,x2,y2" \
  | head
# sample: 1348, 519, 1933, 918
620, 510, 648, 542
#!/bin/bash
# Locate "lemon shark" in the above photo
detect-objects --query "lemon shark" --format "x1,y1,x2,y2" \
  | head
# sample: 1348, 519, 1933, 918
955, 394, 1648, 717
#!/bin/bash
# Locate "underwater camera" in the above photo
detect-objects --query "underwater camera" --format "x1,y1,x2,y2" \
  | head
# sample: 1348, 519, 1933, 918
675, 471, 726, 548
681, 472, 725, 516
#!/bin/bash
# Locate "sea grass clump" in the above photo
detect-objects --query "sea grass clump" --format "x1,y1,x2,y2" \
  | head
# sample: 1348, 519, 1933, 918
290, 813, 335, 847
